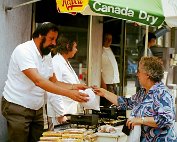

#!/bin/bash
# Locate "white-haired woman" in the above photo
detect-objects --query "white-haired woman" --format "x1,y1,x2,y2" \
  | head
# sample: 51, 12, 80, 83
94, 56, 176, 141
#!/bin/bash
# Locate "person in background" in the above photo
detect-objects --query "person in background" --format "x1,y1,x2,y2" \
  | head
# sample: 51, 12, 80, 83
47, 36, 81, 129
1, 22, 88, 142
101, 33, 120, 107
94, 56, 176, 142
135, 32, 157, 92
138, 32, 157, 58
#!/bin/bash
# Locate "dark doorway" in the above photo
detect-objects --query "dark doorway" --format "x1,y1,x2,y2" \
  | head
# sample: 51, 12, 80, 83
35, 0, 88, 28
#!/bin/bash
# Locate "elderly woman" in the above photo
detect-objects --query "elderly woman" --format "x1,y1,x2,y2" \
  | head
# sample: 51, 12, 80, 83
94, 56, 176, 141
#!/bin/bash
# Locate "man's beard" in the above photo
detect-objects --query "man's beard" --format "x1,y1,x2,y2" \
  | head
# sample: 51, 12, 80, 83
40, 37, 55, 56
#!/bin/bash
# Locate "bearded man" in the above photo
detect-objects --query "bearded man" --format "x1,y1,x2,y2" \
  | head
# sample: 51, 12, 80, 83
1, 22, 88, 142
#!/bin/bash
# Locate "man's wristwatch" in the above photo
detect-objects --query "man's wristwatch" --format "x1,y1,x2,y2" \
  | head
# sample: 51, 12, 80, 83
141, 117, 145, 124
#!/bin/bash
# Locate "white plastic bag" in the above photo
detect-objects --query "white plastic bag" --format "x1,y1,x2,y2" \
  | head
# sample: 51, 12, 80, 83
126, 125, 141, 142
80, 88, 100, 110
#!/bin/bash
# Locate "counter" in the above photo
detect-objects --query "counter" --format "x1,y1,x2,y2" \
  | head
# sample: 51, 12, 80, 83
51, 125, 127, 142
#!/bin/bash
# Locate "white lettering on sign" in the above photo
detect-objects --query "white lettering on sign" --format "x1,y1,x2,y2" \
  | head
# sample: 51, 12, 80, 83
139, 10, 158, 25
92, 2, 160, 25
93, 2, 134, 17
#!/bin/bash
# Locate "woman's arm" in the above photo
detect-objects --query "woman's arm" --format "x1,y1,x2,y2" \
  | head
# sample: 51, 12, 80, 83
141, 117, 158, 127
153, 90, 175, 129
93, 87, 120, 106
101, 88, 119, 106
126, 117, 158, 129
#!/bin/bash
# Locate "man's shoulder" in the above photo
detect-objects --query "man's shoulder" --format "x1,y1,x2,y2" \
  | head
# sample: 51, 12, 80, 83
12, 40, 36, 60
15, 40, 33, 51
18, 40, 33, 47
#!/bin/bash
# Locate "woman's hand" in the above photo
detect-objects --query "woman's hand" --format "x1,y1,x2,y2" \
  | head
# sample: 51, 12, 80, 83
92, 86, 118, 106
91, 86, 107, 97
126, 117, 142, 129
57, 116, 68, 124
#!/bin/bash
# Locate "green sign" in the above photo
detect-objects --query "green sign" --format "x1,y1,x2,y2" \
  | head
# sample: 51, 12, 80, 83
89, 0, 165, 26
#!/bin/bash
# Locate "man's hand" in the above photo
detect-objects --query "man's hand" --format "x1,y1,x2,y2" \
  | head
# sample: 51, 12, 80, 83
72, 84, 88, 90
68, 90, 89, 102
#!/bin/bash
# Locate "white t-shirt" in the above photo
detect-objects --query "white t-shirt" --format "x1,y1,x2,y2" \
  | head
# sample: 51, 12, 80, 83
47, 54, 80, 119
3, 40, 53, 110
147, 48, 153, 56
102, 46, 120, 84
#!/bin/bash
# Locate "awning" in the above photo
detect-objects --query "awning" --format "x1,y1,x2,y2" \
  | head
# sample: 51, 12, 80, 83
56, 0, 177, 27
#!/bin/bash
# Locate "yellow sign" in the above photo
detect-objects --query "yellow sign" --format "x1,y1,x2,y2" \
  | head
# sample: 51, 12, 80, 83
56, 0, 89, 13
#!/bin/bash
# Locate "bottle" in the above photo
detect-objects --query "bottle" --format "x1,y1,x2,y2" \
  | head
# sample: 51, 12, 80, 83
79, 63, 85, 84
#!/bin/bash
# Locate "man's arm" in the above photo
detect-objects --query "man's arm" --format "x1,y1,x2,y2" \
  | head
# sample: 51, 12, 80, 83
50, 73, 87, 90
22, 68, 88, 102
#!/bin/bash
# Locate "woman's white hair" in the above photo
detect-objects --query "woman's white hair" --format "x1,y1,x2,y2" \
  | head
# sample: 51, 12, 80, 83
139, 56, 164, 82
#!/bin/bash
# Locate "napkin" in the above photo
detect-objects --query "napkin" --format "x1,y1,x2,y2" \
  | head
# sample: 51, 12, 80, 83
80, 88, 100, 110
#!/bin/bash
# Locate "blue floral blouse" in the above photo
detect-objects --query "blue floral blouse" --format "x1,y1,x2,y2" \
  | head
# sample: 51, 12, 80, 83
117, 82, 177, 142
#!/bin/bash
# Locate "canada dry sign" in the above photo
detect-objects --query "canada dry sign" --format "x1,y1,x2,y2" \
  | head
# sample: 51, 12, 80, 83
90, 1, 164, 26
